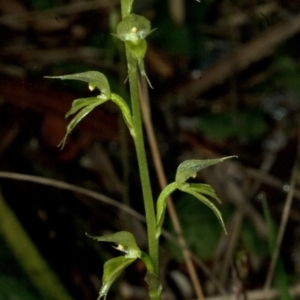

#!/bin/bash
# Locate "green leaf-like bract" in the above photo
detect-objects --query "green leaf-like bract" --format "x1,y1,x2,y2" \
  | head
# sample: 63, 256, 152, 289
99, 256, 135, 300
87, 231, 141, 259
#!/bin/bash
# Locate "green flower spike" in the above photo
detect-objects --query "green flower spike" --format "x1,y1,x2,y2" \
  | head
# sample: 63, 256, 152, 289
113, 14, 156, 88
156, 156, 237, 238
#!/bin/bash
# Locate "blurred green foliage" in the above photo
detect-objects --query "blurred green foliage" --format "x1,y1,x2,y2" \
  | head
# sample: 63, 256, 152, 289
240, 218, 269, 258
154, 18, 193, 57
198, 109, 268, 142
272, 56, 300, 97
0, 236, 40, 300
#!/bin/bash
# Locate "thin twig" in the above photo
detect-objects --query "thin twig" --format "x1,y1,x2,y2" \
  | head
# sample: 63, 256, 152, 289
0, 0, 119, 23
138, 78, 206, 300
0, 171, 143, 222
204, 284, 300, 300
264, 131, 300, 290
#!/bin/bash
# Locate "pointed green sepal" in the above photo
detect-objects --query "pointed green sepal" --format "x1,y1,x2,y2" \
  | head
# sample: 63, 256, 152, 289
110, 93, 135, 137
58, 100, 103, 149
99, 256, 136, 300
175, 156, 237, 189
156, 182, 177, 238
182, 188, 227, 234
138, 58, 153, 88
45, 71, 111, 100
65, 97, 106, 118
86, 231, 141, 259
188, 183, 222, 204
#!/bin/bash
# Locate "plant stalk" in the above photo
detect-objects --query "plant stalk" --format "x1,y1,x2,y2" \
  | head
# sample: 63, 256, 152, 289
126, 54, 160, 300
120, 2, 159, 298
126, 54, 159, 274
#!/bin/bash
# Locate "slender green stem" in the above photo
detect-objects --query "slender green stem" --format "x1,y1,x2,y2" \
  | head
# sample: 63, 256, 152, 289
126, 54, 159, 273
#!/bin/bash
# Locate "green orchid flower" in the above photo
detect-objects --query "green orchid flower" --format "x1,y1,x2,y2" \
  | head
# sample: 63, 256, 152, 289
46, 71, 135, 148
87, 231, 160, 300
113, 14, 156, 88
156, 156, 237, 238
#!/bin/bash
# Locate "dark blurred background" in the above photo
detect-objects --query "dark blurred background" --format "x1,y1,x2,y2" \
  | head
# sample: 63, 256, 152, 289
1, 0, 300, 299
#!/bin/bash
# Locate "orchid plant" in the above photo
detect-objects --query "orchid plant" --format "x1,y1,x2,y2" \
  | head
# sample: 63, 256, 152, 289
47, 0, 236, 299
